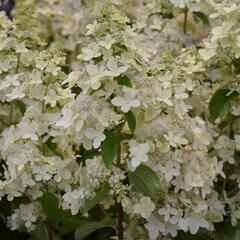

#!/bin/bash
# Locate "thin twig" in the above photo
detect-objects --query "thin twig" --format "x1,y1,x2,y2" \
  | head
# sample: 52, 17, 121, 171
9, 101, 14, 125
183, 5, 188, 35
15, 53, 20, 72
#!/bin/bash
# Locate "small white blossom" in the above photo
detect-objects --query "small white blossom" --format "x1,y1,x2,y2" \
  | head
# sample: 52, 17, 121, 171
111, 87, 140, 113
160, 161, 180, 182
78, 43, 101, 61
56, 107, 78, 129
62, 189, 87, 215
129, 140, 150, 169
186, 214, 209, 235
7, 203, 40, 232
99, 34, 115, 49
133, 196, 155, 219
0, 74, 20, 90
15, 42, 28, 53
17, 121, 39, 141
106, 58, 128, 77
85, 124, 106, 149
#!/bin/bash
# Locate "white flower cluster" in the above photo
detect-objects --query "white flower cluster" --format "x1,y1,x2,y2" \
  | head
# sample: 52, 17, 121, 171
7, 203, 41, 232
0, 0, 239, 239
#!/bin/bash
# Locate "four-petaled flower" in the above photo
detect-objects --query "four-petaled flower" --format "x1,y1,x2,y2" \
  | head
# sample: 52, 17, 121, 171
111, 87, 140, 113
133, 196, 155, 219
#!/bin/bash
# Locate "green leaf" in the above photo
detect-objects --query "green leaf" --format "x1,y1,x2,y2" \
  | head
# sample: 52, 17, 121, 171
74, 221, 114, 240
80, 187, 109, 215
30, 222, 60, 240
120, 133, 134, 141
218, 120, 228, 129
57, 213, 84, 236
61, 64, 71, 74
93, 55, 103, 64
40, 192, 62, 223
30, 223, 49, 240
209, 89, 239, 121
222, 226, 237, 240
114, 74, 132, 88
80, 148, 99, 162
11, 196, 30, 210
40, 192, 84, 235
15, 100, 26, 115
193, 11, 210, 26
97, 228, 116, 240
45, 137, 57, 153
44, 137, 63, 158
232, 58, 240, 74
125, 111, 136, 133
128, 165, 160, 198
217, 223, 237, 240
178, 232, 212, 240
101, 131, 119, 167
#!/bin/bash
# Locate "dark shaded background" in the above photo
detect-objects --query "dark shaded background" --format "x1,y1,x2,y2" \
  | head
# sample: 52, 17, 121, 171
0, 0, 15, 19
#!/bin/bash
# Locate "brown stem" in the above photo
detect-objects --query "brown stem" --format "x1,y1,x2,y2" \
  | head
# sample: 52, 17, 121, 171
45, 220, 53, 240
9, 101, 14, 125
8, 227, 17, 240
116, 127, 122, 168
116, 202, 124, 240
228, 114, 233, 139
8, 53, 21, 125
183, 5, 188, 35
6, 200, 16, 240
116, 126, 124, 240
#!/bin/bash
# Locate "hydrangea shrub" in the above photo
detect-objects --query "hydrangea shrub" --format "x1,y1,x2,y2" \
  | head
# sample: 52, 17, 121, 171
0, 0, 240, 240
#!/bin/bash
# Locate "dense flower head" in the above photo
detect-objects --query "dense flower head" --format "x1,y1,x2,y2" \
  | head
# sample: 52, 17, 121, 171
0, 0, 240, 239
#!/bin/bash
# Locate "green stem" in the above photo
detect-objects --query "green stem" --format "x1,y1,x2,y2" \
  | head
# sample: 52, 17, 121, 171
15, 53, 21, 73
183, 5, 188, 35
42, 85, 48, 114
39, 86, 48, 152
42, 97, 46, 114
